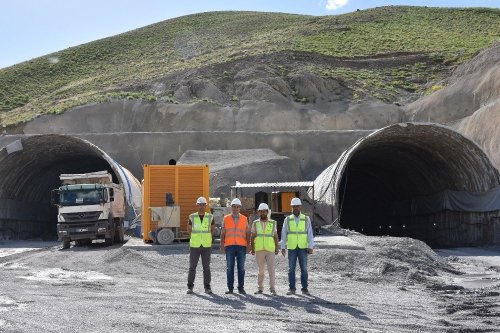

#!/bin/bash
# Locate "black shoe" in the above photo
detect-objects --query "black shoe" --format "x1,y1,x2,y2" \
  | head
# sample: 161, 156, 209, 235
301, 288, 311, 296
286, 289, 296, 295
238, 289, 246, 295
270, 289, 277, 296
254, 289, 263, 295
186, 288, 194, 294
205, 288, 213, 294
225, 290, 234, 294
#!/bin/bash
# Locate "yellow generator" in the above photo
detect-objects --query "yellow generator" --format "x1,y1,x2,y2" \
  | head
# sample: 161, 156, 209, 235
142, 165, 210, 244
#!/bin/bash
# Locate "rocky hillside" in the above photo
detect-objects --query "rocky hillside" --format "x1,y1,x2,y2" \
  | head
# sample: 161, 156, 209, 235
1, 6, 499, 130
405, 42, 500, 169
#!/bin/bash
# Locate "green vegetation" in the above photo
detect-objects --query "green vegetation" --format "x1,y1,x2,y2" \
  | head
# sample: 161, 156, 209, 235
0, 6, 499, 125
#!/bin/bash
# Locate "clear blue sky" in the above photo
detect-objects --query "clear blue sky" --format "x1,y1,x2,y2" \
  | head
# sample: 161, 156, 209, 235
0, 0, 498, 69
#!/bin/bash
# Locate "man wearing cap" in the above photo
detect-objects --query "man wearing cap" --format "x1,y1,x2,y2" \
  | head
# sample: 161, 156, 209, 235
187, 196, 215, 294
220, 198, 251, 294
251, 203, 279, 296
281, 197, 315, 296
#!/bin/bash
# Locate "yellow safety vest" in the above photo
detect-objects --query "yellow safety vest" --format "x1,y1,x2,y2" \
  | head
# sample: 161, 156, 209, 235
254, 219, 276, 252
286, 214, 308, 249
189, 213, 213, 248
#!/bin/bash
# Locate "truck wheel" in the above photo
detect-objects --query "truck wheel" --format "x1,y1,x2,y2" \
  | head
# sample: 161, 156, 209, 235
105, 236, 114, 246
114, 220, 124, 244
62, 240, 70, 249
156, 228, 175, 245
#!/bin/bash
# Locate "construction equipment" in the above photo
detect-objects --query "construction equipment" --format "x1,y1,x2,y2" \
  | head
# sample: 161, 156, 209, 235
142, 165, 210, 244
51, 171, 125, 248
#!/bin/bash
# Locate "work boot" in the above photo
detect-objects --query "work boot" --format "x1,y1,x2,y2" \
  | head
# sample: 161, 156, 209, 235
186, 288, 194, 294
301, 288, 311, 296
225, 289, 234, 294
254, 289, 263, 295
238, 289, 246, 295
286, 289, 296, 295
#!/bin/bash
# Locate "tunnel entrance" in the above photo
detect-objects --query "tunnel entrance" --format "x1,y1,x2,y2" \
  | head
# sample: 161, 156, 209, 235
315, 123, 500, 247
0, 135, 138, 240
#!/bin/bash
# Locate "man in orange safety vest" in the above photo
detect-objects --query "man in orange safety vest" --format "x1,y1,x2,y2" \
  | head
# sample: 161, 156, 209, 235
220, 198, 251, 294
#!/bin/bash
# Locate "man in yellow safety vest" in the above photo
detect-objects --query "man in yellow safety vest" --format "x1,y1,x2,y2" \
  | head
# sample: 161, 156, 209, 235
251, 203, 279, 296
281, 197, 315, 296
187, 196, 215, 294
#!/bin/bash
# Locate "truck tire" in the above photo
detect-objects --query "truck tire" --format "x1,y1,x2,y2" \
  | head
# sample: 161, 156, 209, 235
105, 217, 115, 246
114, 220, 124, 244
156, 228, 175, 245
62, 240, 70, 249
105, 235, 114, 246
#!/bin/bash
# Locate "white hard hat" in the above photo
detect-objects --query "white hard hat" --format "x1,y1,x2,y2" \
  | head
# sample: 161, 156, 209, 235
196, 196, 207, 204
257, 203, 269, 211
231, 198, 242, 206
291, 197, 302, 206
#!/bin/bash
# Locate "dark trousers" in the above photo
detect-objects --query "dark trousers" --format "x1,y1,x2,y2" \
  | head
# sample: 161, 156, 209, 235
225, 245, 246, 291
187, 246, 211, 289
288, 248, 308, 290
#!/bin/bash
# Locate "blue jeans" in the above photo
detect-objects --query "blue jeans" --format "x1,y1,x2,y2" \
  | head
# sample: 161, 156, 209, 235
288, 248, 308, 290
225, 245, 246, 291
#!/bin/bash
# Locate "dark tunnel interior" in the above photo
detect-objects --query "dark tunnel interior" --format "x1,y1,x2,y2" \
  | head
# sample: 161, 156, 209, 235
338, 144, 450, 236
0, 136, 118, 240
335, 124, 500, 248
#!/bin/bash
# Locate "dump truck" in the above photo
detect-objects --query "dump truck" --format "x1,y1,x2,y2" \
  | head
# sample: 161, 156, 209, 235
142, 164, 209, 244
51, 171, 125, 249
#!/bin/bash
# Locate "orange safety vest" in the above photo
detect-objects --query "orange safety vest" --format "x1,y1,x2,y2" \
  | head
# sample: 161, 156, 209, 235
223, 214, 248, 246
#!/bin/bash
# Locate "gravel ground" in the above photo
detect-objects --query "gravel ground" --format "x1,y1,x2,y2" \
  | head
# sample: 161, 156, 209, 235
0, 235, 499, 333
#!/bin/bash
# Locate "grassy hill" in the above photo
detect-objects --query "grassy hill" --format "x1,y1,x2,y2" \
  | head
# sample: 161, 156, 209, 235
0, 6, 499, 126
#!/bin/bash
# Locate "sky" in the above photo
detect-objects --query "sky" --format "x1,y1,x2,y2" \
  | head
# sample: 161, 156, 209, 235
0, 0, 498, 69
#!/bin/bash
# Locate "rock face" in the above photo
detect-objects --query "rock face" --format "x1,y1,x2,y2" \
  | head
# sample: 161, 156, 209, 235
405, 42, 500, 124
178, 149, 301, 196
452, 101, 500, 169
2, 43, 500, 202
404, 42, 500, 170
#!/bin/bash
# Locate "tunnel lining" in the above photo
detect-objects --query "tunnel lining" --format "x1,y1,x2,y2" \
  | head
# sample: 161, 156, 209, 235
314, 123, 500, 247
0, 134, 140, 240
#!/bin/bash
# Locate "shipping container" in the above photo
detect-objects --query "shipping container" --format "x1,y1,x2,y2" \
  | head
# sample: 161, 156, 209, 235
142, 165, 210, 242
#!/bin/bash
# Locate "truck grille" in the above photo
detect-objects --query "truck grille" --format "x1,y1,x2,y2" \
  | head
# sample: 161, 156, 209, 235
61, 211, 102, 222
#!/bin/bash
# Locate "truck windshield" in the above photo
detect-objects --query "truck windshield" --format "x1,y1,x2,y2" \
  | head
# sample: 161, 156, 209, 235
60, 189, 104, 206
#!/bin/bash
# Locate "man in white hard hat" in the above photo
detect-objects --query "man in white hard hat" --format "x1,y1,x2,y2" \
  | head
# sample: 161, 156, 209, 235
251, 202, 279, 296
281, 197, 315, 296
220, 198, 251, 294
186, 196, 216, 294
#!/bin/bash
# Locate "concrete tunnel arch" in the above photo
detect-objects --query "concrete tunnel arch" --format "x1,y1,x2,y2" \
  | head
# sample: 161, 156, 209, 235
313, 123, 500, 247
0, 134, 141, 240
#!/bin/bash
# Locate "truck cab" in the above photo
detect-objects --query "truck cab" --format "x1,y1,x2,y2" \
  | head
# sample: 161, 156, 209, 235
51, 171, 125, 249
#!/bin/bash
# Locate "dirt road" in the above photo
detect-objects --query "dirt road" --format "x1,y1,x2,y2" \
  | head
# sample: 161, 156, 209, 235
0, 236, 499, 332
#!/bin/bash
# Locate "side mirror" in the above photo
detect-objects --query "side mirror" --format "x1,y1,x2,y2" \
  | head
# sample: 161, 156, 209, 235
109, 188, 114, 202
50, 189, 60, 205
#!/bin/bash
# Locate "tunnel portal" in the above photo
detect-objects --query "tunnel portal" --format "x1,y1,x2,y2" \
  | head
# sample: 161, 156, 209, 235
0, 135, 137, 240
315, 123, 500, 247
